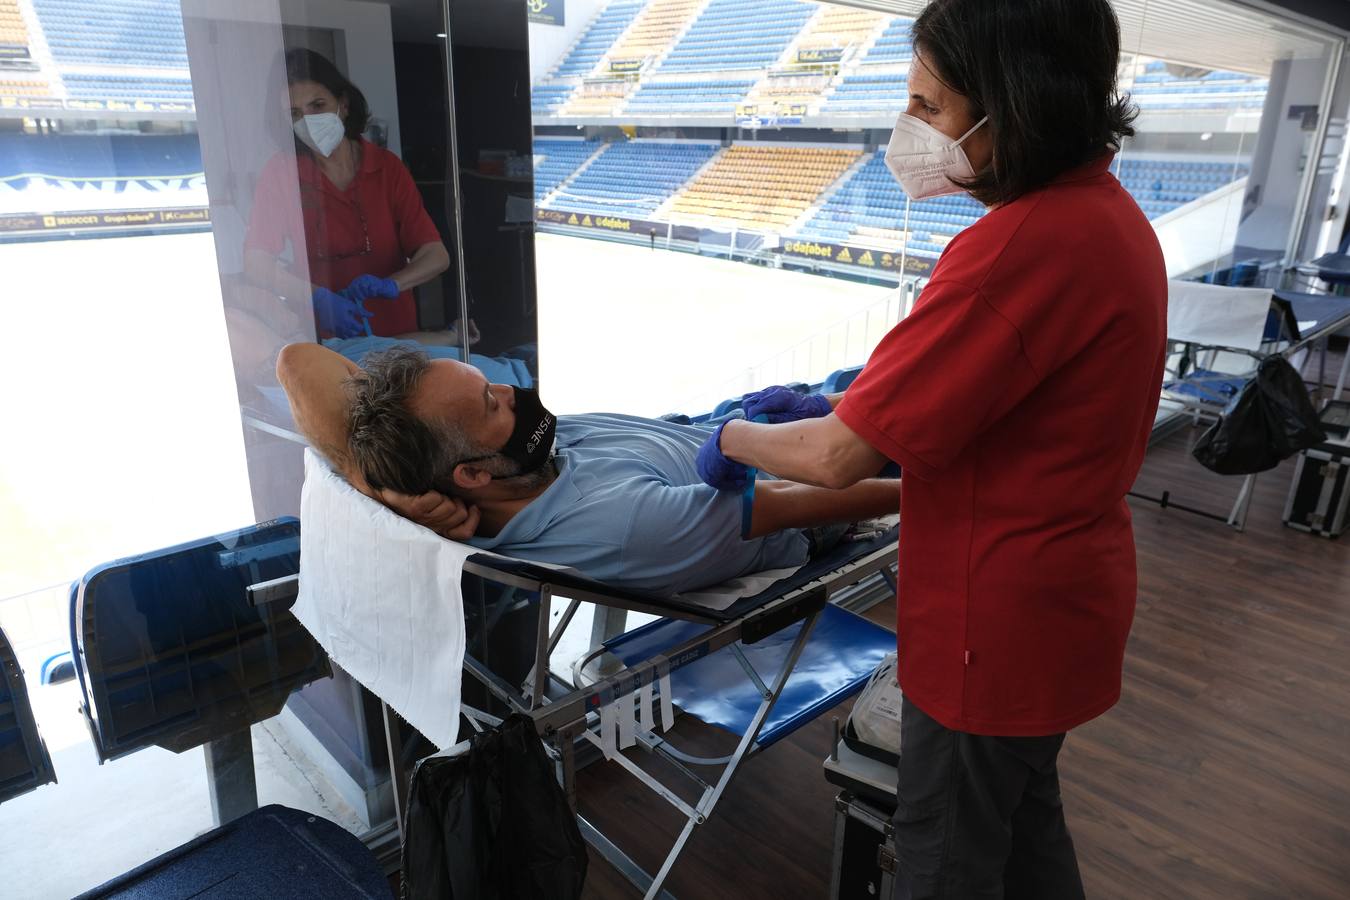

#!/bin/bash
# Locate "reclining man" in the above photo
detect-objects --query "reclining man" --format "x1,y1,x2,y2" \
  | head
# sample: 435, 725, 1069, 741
277, 343, 898, 595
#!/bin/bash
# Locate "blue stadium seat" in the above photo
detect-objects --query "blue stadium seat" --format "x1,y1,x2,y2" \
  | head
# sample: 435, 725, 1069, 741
0, 133, 202, 181
70, 519, 329, 763
658, 0, 815, 74
795, 149, 984, 255
860, 17, 913, 64
553, 0, 644, 77
823, 71, 908, 114
544, 141, 719, 217
531, 82, 576, 115
1125, 65, 1268, 111
532, 138, 599, 200
0, 623, 56, 805
33, 0, 188, 69
625, 79, 755, 114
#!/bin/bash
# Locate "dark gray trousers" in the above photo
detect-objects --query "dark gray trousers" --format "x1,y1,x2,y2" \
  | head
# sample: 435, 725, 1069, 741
891, 697, 1086, 900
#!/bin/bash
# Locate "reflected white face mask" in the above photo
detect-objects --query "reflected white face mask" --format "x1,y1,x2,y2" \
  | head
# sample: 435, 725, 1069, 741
884, 113, 988, 199
293, 112, 345, 157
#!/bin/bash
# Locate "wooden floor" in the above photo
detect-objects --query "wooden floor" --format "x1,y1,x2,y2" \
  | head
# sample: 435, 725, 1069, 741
578, 406, 1350, 898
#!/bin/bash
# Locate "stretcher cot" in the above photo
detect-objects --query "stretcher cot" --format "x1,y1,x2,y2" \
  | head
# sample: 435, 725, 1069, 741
283, 452, 901, 899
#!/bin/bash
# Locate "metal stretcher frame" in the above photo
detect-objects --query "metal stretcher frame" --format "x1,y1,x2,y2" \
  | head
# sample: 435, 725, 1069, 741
1145, 291, 1350, 529
367, 536, 899, 900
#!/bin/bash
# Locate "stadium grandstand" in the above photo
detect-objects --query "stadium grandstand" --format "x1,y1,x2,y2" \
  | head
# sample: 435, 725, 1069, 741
0, 131, 204, 216
665, 144, 860, 230
548, 140, 719, 216
0, 0, 201, 234
532, 0, 1266, 281
0, 0, 193, 114
0, 0, 1269, 269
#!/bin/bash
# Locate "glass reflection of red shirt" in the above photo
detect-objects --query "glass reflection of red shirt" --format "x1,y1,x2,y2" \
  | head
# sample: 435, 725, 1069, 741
245, 139, 441, 336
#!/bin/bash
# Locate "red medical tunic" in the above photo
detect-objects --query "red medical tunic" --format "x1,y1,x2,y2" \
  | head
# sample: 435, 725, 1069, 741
244, 139, 442, 337
835, 153, 1167, 736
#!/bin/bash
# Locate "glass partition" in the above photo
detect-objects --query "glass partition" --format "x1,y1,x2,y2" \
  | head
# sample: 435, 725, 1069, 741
0, 0, 541, 892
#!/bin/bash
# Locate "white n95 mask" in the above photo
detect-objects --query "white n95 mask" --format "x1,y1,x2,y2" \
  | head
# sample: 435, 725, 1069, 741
884, 113, 988, 199
294, 112, 345, 157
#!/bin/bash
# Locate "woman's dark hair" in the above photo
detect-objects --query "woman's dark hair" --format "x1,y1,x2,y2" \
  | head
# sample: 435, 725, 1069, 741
284, 47, 370, 142
912, 0, 1137, 207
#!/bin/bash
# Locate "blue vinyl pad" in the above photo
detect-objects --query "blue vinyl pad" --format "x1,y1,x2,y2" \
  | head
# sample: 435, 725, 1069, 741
604, 604, 894, 749
75, 805, 389, 899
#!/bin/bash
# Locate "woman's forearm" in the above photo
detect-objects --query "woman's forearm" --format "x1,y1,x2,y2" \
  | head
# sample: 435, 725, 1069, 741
720, 415, 889, 490
392, 242, 451, 292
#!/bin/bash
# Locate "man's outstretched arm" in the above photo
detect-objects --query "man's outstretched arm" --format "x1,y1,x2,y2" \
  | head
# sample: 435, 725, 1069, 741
746, 478, 900, 539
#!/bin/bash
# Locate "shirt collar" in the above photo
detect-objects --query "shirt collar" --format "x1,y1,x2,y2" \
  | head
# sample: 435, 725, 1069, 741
296, 138, 378, 193
467, 452, 581, 550
1052, 150, 1116, 184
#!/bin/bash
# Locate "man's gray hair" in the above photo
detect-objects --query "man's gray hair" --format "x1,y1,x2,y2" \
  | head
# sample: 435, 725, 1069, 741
347, 347, 486, 495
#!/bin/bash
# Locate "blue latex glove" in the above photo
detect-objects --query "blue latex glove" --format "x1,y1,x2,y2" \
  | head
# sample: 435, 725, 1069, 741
312, 287, 374, 339
742, 385, 833, 424
343, 273, 400, 303
696, 422, 751, 492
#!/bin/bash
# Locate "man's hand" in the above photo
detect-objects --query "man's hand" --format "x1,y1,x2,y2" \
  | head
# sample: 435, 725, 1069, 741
377, 488, 481, 541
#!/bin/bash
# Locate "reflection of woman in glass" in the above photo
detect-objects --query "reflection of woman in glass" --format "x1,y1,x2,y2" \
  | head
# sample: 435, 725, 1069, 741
244, 49, 450, 339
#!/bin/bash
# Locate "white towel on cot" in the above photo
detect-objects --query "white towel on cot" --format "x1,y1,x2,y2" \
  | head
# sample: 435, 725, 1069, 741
294, 450, 470, 750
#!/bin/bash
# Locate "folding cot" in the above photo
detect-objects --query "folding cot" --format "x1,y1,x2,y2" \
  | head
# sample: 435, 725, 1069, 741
286, 450, 901, 899
1147, 281, 1350, 528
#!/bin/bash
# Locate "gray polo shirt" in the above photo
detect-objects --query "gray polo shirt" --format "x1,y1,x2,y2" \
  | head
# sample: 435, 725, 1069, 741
468, 413, 809, 595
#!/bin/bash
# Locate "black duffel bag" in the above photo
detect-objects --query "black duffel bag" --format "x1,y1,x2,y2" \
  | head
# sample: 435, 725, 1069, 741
1192, 356, 1327, 475
401, 713, 587, 900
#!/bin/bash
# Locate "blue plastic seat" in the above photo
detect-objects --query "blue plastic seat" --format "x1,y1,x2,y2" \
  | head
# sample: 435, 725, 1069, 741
0, 623, 56, 805
71, 519, 329, 762
604, 603, 894, 750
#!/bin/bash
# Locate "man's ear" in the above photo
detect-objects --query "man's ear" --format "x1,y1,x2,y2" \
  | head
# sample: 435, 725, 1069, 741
452, 462, 493, 491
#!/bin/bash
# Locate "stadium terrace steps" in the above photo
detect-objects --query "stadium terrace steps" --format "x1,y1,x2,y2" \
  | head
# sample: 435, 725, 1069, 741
531, 81, 575, 115
550, 0, 644, 79
623, 77, 755, 115
532, 139, 602, 201
600, 0, 705, 75
544, 140, 719, 218
793, 5, 888, 61
790, 150, 872, 234
823, 69, 909, 114
650, 146, 723, 219
739, 71, 833, 118
1115, 157, 1251, 218
666, 144, 861, 231
0, 0, 29, 52
557, 78, 633, 117
657, 0, 815, 74
540, 140, 610, 205
32, 0, 188, 69
859, 16, 913, 65
796, 149, 984, 255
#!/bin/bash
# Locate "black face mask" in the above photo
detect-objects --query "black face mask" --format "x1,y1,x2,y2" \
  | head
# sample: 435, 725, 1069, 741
499, 387, 556, 473
458, 387, 555, 479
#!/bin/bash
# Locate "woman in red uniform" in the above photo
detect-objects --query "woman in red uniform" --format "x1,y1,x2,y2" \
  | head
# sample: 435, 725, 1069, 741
244, 49, 450, 339
697, 1, 1166, 896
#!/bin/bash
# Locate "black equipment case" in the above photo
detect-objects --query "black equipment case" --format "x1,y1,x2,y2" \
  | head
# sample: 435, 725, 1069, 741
1284, 399, 1350, 537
